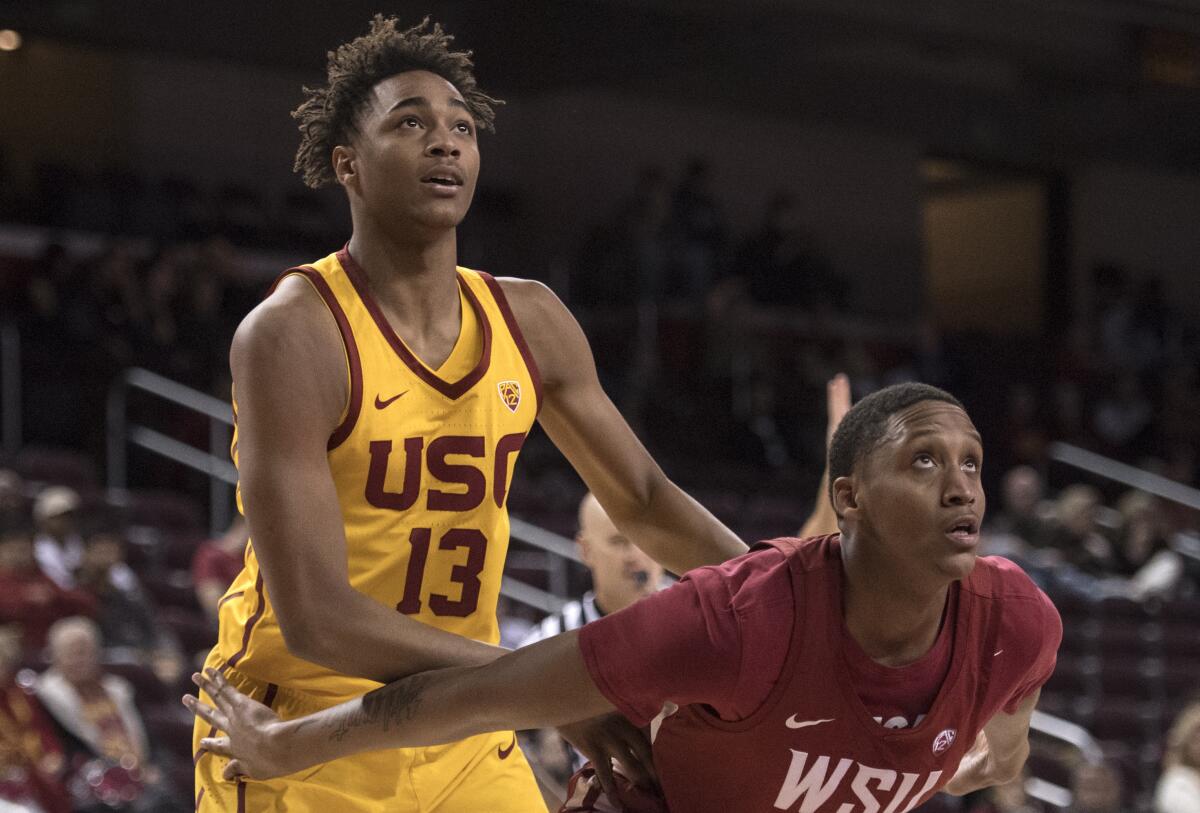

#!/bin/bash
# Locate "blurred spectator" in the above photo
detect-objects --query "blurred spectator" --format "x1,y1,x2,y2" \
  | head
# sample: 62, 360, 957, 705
32, 487, 84, 589
0, 625, 71, 813
191, 517, 248, 626
0, 519, 95, 654
1112, 490, 1184, 600
1156, 702, 1200, 813
75, 532, 182, 684
988, 466, 1049, 546
35, 618, 173, 812
1042, 485, 1114, 574
1068, 760, 1123, 813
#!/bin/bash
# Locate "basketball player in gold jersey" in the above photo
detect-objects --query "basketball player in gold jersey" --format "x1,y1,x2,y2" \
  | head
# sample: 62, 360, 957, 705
191, 16, 788, 813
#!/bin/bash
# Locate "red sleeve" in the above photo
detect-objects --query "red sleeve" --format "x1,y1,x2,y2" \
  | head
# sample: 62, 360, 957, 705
577, 565, 746, 727
1001, 586, 1062, 714
577, 546, 796, 727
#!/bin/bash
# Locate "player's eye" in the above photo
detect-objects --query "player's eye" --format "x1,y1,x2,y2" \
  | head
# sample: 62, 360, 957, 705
962, 458, 979, 473
454, 121, 474, 135
399, 116, 422, 129
913, 453, 936, 469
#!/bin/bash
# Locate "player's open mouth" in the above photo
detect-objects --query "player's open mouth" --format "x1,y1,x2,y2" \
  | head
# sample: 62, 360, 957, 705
944, 516, 979, 546
421, 174, 464, 187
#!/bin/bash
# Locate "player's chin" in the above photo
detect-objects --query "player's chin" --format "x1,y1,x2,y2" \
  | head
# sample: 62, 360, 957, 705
935, 549, 979, 581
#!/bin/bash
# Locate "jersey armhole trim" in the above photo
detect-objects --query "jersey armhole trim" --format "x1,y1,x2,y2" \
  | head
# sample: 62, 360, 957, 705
271, 267, 363, 452
478, 272, 544, 415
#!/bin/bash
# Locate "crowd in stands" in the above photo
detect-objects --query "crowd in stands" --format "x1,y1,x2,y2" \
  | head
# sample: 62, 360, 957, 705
1, 159, 1199, 810
0, 465, 235, 810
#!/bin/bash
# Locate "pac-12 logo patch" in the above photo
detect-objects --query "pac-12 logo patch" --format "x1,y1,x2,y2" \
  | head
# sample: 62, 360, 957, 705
497, 380, 521, 412
932, 729, 957, 754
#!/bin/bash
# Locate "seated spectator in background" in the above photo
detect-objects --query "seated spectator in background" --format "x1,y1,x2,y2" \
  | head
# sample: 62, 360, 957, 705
32, 487, 85, 589
0, 625, 71, 813
75, 532, 182, 684
1113, 490, 1184, 601
0, 519, 95, 654
35, 617, 174, 812
191, 517, 248, 627
1156, 702, 1200, 813
987, 466, 1049, 550
1069, 761, 1123, 813
1042, 485, 1115, 574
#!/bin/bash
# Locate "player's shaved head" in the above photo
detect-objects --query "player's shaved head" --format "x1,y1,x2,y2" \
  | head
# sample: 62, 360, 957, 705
828, 382, 966, 504
293, 15, 501, 189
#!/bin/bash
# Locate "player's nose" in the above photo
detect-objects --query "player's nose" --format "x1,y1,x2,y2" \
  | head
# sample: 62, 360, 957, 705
425, 125, 460, 158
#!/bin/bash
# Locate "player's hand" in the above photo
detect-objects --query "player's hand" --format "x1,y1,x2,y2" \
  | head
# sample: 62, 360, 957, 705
183, 668, 295, 781
558, 712, 658, 797
825, 373, 851, 447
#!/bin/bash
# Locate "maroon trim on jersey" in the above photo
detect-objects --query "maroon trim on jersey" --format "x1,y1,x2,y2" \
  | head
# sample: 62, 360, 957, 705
236, 780, 246, 813
194, 788, 204, 810
226, 571, 266, 669
216, 591, 244, 608
262, 682, 279, 709
337, 245, 493, 400
478, 271, 543, 415
281, 267, 364, 451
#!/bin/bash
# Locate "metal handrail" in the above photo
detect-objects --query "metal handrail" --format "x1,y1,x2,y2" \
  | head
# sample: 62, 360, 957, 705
107, 367, 235, 533
1048, 441, 1200, 512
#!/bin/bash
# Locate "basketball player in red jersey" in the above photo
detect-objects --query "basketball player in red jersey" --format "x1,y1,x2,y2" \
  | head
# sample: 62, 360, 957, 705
188, 382, 1062, 812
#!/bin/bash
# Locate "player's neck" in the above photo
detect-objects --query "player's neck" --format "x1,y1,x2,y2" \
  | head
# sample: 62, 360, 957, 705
841, 551, 950, 667
347, 226, 460, 326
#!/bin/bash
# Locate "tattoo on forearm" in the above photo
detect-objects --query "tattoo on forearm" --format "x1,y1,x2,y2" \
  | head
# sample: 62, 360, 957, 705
329, 674, 434, 743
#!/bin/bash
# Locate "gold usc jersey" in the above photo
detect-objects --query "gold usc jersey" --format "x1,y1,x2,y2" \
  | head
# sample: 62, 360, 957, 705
212, 247, 540, 702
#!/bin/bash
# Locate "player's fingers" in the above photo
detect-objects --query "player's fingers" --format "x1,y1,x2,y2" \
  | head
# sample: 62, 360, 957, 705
185, 696, 230, 732
591, 755, 617, 799
200, 735, 233, 757
222, 759, 247, 781
619, 728, 658, 788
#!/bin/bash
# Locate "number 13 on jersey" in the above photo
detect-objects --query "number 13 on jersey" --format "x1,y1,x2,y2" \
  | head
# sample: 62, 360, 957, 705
396, 527, 487, 617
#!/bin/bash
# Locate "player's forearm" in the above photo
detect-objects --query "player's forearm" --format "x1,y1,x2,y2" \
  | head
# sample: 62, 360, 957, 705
616, 480, 746, 574
273, 633, 611, 771
285, 590, 505, 682
942, 737, 1027, 795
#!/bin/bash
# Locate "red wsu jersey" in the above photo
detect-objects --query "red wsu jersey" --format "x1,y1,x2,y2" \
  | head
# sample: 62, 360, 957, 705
585, 535, 1061, 813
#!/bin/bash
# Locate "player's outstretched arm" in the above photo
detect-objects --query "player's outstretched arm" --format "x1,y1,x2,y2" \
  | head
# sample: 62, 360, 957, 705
798, 373, 851, 539
501, 278, 747, 574
185, 629, 618, 781
941, 689, 1039, 796
230, 278, 503, 682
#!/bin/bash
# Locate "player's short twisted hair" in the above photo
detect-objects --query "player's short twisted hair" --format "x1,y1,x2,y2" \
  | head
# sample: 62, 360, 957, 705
828, 382, 965, 503
292, 15, 501, 189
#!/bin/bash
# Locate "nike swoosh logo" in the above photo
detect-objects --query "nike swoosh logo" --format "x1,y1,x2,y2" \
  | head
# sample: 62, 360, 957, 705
498, 734, 516, 760
374, 391, 408, 409
785, 716, 835, 730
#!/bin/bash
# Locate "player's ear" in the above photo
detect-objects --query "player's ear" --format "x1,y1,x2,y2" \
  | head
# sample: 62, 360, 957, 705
332, 145, 358, 188
575, 533, 593, 568
832, 476, 859, 522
